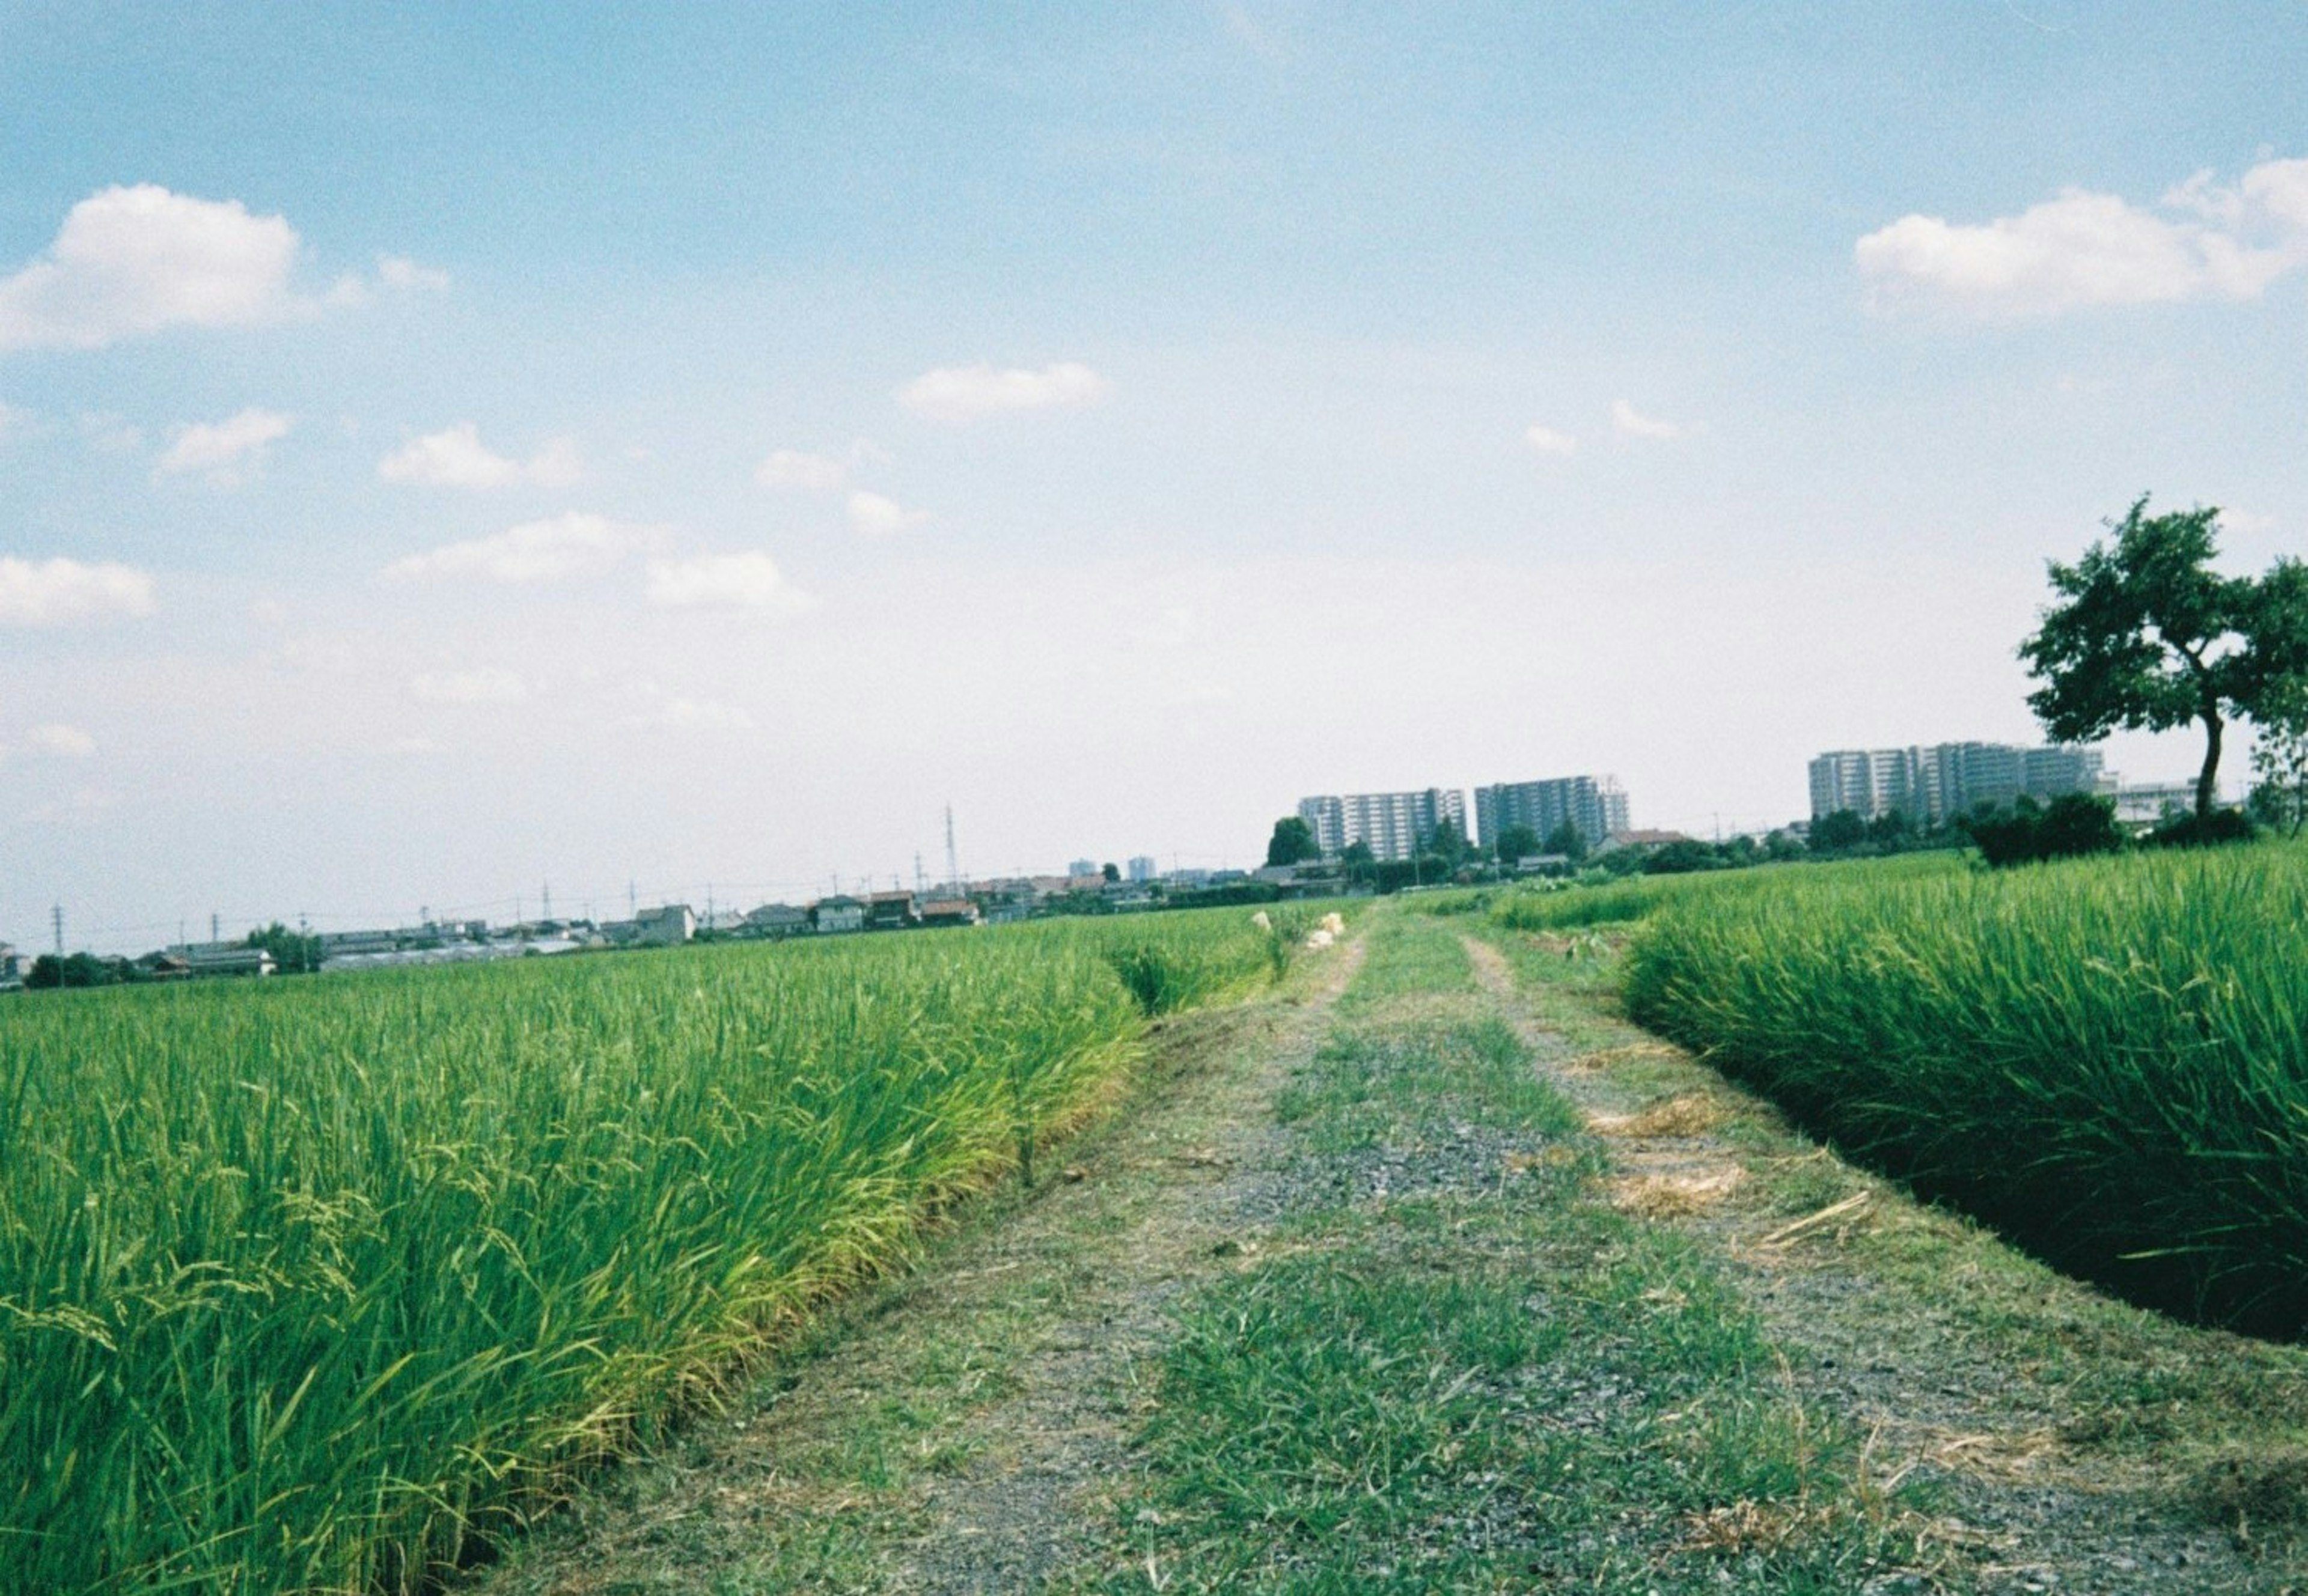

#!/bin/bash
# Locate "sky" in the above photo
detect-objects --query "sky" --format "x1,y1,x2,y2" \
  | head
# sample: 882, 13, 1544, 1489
3, 2, 2306, 949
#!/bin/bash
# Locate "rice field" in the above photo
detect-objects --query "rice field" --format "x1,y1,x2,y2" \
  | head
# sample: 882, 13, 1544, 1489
1604, 845, 2308, 1338
0, 909, 1292, 1594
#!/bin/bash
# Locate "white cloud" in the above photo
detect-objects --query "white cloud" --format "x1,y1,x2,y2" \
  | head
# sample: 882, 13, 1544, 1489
24, 723, 96, 758
0, 556, 156, 626
755, 448, 847, 491
846, 490, 926, 538
384, 512, 652, 585
898, 361, 1108, 423
1524, 422, 1578, 457
377, 255, 451, 293
0, 184, 308, 351
378, 423, 583, 489
410, 668, 528, 705
644, 552, 813, 616
157, 406, 292, 481
1610, 400, 1681, 440
1857, 157, 2308, 317
652, 696, 755, 731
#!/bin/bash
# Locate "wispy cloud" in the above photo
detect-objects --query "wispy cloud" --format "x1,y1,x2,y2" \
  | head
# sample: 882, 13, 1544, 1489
1610, 400, 1681, 440
899, 361, 1107, 423
0, 556, 156, 626
379, 422, 583, 489
409, 667, 528, 705
1857, 157, 2308, 317
384, 512, 653, 585
376, 256, 450, 293
846, 490, 925, 538
755, 448, 848, 490
23, 723, 96, 758
644, 551, 813, 616
645, 696, 755, 731
1525, 422, 1578, 457
157, 406, 292, 482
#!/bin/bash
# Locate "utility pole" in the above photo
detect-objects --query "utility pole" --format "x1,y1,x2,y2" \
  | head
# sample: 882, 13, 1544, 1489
628, 879, 638, 918
52, 903, 63, 957
210, 912, 220, 946
914, 852, 927, 898
541, 882, 552, 923
944, 804, 961, 895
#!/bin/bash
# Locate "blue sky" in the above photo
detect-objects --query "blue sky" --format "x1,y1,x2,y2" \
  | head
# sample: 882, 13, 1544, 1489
3, 2, 2306, 946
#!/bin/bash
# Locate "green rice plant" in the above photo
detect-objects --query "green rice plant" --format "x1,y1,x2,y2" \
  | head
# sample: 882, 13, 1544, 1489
1491, 853, 1959, 932
0, 908, 1277, 1593
1620, 843, 2308, 1336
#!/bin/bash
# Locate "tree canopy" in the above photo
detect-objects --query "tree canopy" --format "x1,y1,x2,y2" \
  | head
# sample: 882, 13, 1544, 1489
2020, 498, 2308, 820
1264, 815, 1320, 867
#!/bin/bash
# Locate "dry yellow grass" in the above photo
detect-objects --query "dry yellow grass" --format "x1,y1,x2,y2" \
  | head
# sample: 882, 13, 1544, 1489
1587, 1094, 1724, 1139
1608, 1167, 1745, 1218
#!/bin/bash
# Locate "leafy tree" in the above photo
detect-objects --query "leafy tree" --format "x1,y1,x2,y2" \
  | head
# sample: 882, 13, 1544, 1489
1763, 829, 1807, 862
1492, 823, 1542, 865
1643, 839, 1728, 875
1101, 861, 1120, 884
1540, 820, 1589, 861
1961, 794, 2124, 868
1426, 817, 1471, 867
1808, 809, 1868, 853
26, 951, 123, 989
1866, 808, 1913, 845
2021, 499, 2308, 821
1264, 815, 1320, 867
246, 921, 323, 975
2250, 675, 2308, 839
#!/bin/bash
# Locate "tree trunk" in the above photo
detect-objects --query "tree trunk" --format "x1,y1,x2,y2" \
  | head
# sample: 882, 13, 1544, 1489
2197, 707, 2224, 820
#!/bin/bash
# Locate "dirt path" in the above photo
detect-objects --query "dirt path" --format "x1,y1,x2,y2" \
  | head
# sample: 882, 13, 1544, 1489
1461, 931, 2292, 1593
468, 940, 1363, 1595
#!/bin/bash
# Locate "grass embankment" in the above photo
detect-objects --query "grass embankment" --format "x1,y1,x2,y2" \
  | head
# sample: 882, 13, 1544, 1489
1106, 915, 1932, 1591
1575, 846, 2308, 1338
0, 910, 1284, 1595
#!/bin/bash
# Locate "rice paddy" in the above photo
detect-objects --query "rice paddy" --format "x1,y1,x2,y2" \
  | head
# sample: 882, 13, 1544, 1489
0, 909, 1291, 1594
1592, 845, 2308, 1338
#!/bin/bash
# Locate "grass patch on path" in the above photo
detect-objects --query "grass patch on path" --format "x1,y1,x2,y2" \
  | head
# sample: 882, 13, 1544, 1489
1087, 913, 1937, 1594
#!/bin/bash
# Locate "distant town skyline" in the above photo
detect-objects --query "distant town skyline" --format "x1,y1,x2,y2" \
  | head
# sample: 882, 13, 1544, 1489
4, 4, 2301, 951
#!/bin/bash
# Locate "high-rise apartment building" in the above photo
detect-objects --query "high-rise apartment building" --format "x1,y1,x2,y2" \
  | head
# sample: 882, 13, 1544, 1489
1474, 775, 1629, 853
1808, 742, 2105, 824
1296, 788, 1468, 862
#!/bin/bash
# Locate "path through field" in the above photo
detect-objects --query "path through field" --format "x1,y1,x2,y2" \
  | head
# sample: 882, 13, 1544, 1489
468, 912, 2306, 1593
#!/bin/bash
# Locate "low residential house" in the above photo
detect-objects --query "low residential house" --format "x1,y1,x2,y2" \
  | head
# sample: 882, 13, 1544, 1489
745, 903, 810, 939
320, 928, 400, 958
1510, 853, 1575, 877
2114, 781, 2199, 826
136, 952, 194, 980
917, 898, 982, 929
184, 946, 276, 978
696, 908, 753, 936
812, 895, 867, 934
636, 904, 695, 948
865, 891, 918, 931
1594, 829, 1693, 853
0, 942, 20, 990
